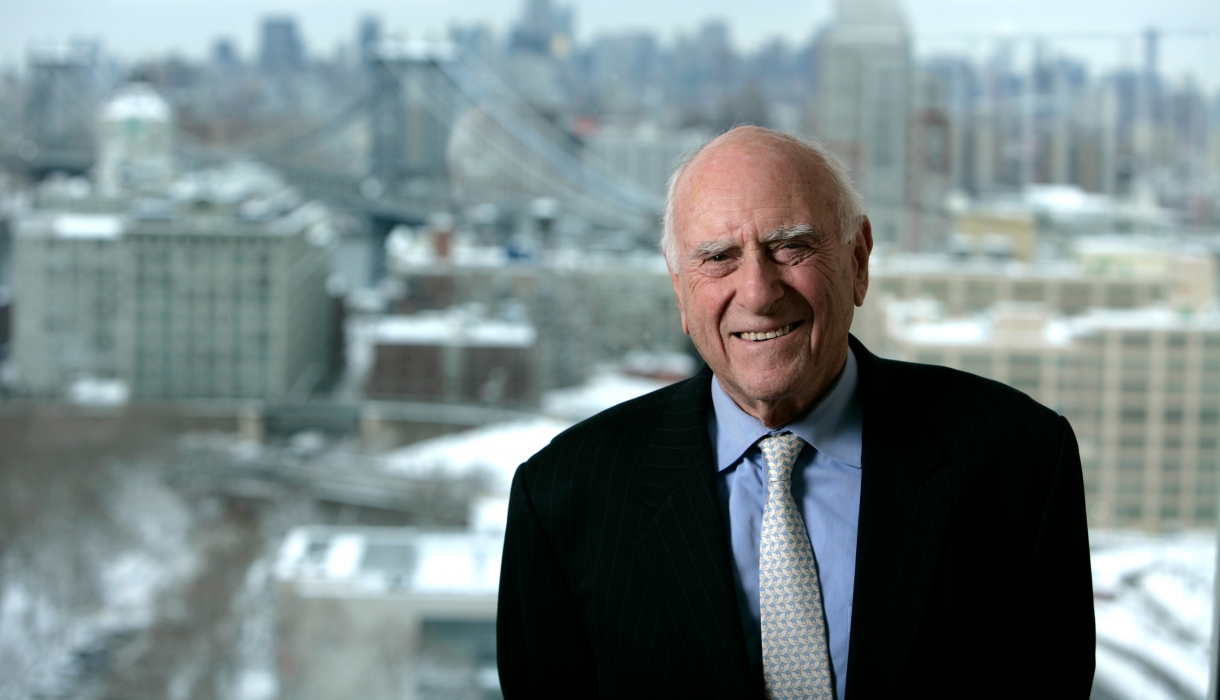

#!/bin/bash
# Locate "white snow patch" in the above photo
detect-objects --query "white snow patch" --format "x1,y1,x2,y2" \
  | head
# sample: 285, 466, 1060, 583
54, 214, 124, 239
542, 371, 670, 421
381, 418, 570, 493
67, 377, 130, 406
1090, 531, 1216, 700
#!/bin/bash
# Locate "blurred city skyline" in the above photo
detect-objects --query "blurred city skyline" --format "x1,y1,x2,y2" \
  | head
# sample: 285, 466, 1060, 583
4, 0, 1218, 87
4, 0, 1220, 695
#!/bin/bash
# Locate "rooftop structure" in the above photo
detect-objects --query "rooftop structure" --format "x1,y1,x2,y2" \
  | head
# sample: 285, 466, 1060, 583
275, 525, 502, 700
372, 311, 535, 349
364, 308, 537, 405
385, 233, 684, 394
96, 84, 174, 196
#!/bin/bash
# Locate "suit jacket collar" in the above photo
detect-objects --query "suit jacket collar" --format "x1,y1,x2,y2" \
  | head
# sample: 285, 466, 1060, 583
845, 335, 952, 699
631, 364, 758, 696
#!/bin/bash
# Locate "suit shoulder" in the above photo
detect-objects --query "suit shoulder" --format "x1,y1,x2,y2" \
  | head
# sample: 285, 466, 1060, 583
878, 357, 1063, 429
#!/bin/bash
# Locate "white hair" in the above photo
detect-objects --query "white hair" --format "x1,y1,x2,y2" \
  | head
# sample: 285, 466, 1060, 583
660, 128, 866, 272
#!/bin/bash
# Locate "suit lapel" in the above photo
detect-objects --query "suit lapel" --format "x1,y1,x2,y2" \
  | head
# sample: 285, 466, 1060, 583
846, 338, 952, 699
633, 367, 755, 696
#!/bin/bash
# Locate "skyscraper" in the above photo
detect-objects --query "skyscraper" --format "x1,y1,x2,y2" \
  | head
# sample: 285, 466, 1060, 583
358, 16, 382, 65
212, 38, 238, 67
259, 17, 305, 73
817, 0, 911, 247
509, 0, 570, 57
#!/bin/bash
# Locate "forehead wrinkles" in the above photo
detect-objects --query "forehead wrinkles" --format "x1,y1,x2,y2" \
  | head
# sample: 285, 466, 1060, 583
675, 157, 822, 238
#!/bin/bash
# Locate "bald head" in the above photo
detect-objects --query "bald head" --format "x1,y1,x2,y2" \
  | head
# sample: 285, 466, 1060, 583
661, 126, 864, 272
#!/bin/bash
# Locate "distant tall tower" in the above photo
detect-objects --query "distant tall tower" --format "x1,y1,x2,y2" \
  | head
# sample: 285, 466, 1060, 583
358, 16, 382, 65
24, 48, 97, 175
212, 38, 238, 67
1143, 28, 1159, 81
510, 0, 556, 55
1133, 27, 1161, 182
259, 17, 305, 72
817, 0, 911, 247
367, 40, 455, 183
508, 0, 572, 58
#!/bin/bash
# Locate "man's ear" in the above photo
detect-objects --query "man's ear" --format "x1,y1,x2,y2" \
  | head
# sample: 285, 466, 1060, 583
852, 216, 873, 308
670, 272, 690, 335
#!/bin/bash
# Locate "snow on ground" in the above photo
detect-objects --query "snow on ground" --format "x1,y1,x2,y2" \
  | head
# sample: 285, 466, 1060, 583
0, 470, 198, 699
381, 418, 572, 494
1091, 531, 1216, 700
541, 371, 672, 422
381, 371, 678, 492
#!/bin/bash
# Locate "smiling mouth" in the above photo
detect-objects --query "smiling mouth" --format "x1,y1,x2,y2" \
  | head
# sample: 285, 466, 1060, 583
734, 322, 799, 342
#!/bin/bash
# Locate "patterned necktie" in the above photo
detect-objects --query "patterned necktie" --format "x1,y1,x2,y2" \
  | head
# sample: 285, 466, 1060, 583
758, 432, 835, 700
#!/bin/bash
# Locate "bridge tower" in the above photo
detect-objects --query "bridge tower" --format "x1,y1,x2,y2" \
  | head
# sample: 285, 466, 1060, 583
366, 40, 459, 281
24, 50, 97, 177
369, 52, 406, 183
368, 40, 457, 185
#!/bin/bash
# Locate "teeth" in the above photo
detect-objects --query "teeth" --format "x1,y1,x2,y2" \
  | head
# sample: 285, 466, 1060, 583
740, 323, 794, 341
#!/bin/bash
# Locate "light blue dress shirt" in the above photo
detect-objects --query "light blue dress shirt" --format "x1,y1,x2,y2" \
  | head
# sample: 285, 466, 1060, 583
709, 348, 863, 700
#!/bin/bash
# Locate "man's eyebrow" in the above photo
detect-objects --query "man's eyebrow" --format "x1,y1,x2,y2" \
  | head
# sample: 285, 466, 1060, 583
687, 238, 736, 260
763, 224, 819, 243
685, 224, 822, 262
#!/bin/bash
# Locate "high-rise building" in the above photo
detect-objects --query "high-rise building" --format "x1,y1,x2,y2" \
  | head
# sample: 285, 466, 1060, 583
12, 196, 334, 399
667, 20, 739, 115
259, 17, 305, 73
923, 56, 980, 195
582, 32, 660, 115
503, 0, 574, 111
906, 72, 951, 251
211, 38, 238, 67
120, 206, 333, 400
24, 49, 97, 175
11, 213, 125, 392
508, 0, 571, 58
883, 300, 1220, 530
849, 241, 1220, 359
817, 0, 911, 247
358, 16, 381, 65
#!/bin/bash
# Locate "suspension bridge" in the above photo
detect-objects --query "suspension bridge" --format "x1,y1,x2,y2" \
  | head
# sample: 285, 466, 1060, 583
1, 39, 665, 279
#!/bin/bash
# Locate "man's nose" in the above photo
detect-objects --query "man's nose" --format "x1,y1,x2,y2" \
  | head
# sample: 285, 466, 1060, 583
736, 252, 785, 315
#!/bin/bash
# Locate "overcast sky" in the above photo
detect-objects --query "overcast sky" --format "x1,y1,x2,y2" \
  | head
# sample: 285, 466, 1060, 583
4, 0, 1218, 87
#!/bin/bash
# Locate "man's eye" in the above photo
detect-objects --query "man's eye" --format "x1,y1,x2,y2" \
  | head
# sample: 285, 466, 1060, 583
773, 242, 811, 261
708, 253, 730, 262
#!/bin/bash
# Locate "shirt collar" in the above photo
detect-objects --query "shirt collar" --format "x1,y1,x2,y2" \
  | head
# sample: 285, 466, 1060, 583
709, 346, 863, 472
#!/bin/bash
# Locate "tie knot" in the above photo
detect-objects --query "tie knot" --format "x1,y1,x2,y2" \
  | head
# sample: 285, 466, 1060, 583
759, 432, 804, 484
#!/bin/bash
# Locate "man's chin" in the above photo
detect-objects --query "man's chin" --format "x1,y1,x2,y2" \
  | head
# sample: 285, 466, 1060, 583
726, 373, 810, 409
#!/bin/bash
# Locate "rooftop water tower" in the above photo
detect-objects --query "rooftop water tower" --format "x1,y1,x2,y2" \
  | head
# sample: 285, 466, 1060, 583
95, 82, 173, 196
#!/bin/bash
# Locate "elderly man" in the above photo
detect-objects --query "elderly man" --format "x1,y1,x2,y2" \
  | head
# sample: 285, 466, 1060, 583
497, 126, 1095, 699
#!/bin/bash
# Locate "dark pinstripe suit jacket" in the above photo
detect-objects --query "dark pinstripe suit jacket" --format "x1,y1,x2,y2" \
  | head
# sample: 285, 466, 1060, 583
497, 337, 1095, 698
